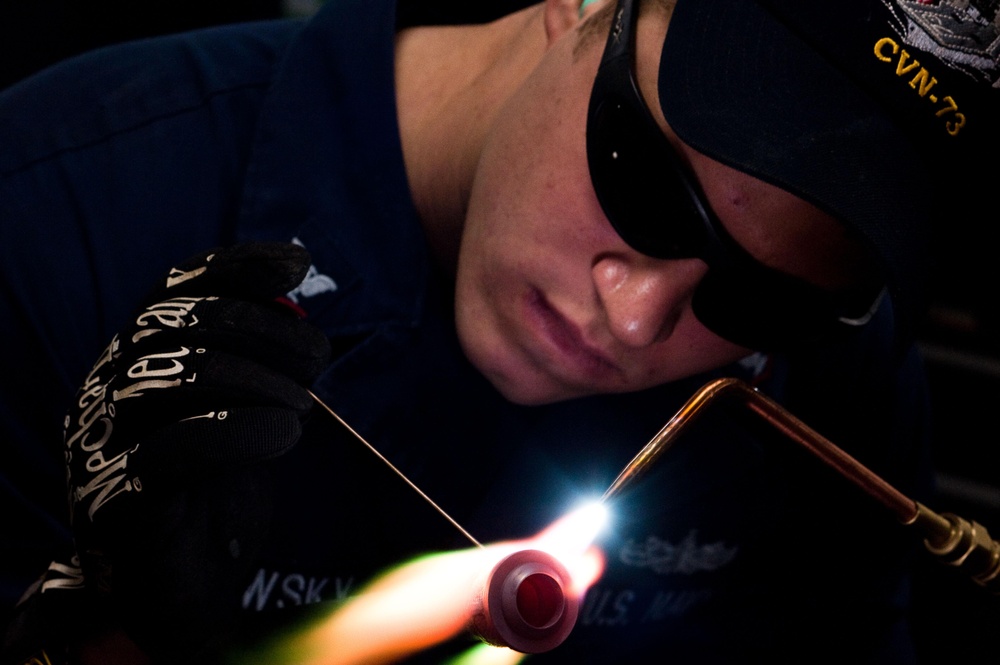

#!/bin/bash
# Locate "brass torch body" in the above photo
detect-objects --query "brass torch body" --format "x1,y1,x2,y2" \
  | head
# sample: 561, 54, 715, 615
602, 378, 1000, 594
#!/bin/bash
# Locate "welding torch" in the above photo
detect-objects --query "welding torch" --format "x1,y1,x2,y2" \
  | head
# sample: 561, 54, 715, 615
600, 377, 1000, 594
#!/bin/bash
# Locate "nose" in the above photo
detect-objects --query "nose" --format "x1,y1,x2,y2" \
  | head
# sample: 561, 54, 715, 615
592, 254, 707, 347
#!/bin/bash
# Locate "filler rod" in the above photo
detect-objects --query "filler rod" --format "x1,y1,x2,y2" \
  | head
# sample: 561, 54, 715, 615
309, 390, 482, 548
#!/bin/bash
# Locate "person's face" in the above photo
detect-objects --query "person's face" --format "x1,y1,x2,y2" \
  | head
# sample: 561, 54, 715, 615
455, 1, 874, 405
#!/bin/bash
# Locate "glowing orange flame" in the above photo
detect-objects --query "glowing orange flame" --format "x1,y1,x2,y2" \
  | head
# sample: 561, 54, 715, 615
254, 502, 607, 665
532, 501, 607, 597
444, 643, 526, 665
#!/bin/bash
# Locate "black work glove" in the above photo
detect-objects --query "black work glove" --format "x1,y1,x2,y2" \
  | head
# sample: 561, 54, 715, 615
62, 242, 331, 660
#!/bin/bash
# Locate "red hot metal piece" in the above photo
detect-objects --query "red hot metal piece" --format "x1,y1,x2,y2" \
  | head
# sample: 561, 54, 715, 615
469, 549, 579, 654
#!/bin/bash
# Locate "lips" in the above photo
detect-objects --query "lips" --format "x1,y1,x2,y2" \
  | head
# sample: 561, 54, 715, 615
523, 288, 622, 384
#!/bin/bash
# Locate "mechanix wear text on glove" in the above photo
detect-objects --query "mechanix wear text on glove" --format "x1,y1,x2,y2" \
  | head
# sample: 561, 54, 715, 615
62, 242, 331, 659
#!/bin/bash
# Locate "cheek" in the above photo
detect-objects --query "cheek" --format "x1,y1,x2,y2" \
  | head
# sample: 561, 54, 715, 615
636, 320, 754, 387
453, 260, 509, 388
460, 153, 599, 309
465, 70, 604, 258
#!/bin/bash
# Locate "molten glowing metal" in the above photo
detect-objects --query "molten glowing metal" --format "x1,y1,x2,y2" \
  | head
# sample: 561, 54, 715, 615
267, 503, 607, 664
470, 549, 578, 653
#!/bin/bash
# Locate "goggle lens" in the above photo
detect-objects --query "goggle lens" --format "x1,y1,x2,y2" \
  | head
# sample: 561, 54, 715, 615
584, 0, 881, 350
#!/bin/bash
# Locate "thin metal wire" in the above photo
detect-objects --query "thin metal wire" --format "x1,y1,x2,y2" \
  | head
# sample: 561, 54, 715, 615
308, 389, 483, 548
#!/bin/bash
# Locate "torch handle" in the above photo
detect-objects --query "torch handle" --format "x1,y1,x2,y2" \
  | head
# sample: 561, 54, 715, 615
603, 378, 1000, 595
603, 378, 915, 520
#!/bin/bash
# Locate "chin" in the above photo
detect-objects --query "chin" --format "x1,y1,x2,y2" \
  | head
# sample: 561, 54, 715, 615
485, 360, 640, 406
470, 355, 580, 406
486, 369, 570, 406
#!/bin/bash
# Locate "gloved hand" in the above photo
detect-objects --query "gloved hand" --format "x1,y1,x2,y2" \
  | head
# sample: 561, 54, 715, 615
62, 241, 331, 660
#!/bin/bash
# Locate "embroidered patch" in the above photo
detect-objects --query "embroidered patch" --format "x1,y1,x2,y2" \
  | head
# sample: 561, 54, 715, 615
881, 0, 1000, 87
286, 237, 338, 303
618, 531, 738, 576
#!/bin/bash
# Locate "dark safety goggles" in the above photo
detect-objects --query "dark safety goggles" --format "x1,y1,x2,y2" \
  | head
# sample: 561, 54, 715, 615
585, 0, 883, 351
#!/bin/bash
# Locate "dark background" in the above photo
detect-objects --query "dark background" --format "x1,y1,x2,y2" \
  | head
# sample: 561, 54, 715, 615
0, 0, 539, 90
2, 0, 998, 661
